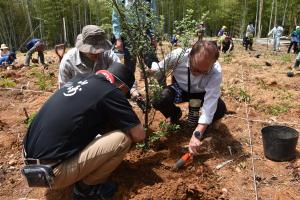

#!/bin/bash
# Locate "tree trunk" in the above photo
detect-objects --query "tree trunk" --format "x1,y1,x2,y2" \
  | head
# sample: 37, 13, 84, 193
239, 0, 247, 38
282, 0, 288, 26
257, 0, 263, 38
268, 0, 274, 32
254, 0, 259, 36
25, 0, 33, 37
274, 0, 277, 26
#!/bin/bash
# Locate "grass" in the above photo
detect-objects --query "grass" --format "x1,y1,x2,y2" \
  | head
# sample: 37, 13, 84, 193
279, 54, 293, 62
249, 63, 260, 69
28, 69, 55, 90
223, 53, 233, 64
227, 86, 251, 103
265, 104, 289, 116
0, 78, 16, 87
255, 77, 268, 89
25, 112, 36, 127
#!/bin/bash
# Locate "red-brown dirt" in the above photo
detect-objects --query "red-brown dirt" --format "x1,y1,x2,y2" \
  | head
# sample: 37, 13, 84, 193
0, 41, 299, 200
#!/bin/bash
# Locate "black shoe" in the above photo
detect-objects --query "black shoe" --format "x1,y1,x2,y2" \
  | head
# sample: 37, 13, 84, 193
170, 107, 182, 124
73, 181, 117, 200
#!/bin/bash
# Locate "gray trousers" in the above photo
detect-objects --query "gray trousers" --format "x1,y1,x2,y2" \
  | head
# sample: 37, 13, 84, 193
25, 46, 45, 65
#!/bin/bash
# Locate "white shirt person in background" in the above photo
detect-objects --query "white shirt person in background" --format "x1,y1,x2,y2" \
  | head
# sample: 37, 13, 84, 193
268, 24, 284, 51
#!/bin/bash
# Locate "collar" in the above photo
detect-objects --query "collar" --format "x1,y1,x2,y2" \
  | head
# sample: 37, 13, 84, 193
74, 48, 88, 68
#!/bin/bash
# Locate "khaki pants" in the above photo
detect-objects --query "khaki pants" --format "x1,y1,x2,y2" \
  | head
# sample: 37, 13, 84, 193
52, 130, 131, 189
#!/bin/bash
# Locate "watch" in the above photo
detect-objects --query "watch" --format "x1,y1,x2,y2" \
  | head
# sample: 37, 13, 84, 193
194, 131, 203, 140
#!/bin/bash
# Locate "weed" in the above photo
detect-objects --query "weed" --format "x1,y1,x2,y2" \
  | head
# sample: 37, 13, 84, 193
276, 89, 292, 101
228, 86, 251, 103
223, 53, 233, 64
255, 77, 268, 89
29, 69, 54, 90
265, 104, 289, 116
136, 120, 180, 150
249, 63, 260, 69
279, 54, 293, 62
25, 112, 36, 127
0, 78, 16, 87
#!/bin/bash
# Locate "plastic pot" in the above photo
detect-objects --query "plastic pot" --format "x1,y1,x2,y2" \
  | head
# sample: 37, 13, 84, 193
261, 125, 299, 161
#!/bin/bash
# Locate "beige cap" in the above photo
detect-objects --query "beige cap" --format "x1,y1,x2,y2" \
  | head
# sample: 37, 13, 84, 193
75, 25, 112, 54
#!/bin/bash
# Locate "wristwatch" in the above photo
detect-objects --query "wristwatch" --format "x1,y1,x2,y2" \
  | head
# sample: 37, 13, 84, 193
194, 131, 203, 140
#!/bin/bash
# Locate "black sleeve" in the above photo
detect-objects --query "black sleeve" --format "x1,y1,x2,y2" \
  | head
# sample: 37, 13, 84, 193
101, 89, 141, 131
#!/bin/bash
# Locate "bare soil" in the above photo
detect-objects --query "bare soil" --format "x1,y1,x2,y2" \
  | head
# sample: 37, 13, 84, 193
0, 41, 299, 200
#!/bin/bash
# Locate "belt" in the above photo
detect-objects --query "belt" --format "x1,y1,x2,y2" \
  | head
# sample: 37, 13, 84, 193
24, 158, 61, 168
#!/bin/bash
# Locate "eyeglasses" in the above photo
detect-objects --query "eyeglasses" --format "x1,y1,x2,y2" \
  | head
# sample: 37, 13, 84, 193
190, 62, 214, 75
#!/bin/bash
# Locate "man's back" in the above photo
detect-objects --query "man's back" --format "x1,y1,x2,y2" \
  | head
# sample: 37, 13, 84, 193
24, 74, 139, 160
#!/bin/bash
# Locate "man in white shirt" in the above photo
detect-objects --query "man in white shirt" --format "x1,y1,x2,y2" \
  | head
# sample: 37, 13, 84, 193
151, 41, 227, 155
268, 24, 284, 51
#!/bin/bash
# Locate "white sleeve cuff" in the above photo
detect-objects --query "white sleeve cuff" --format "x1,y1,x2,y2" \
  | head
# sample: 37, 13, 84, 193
198, 114, 212, 125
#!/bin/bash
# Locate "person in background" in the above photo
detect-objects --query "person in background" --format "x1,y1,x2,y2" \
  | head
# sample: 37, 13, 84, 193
0, 52, 16, 67
24, 38, 47, 68
217, 26, 227, 37
287, 26, 300, 54
268, 24, 284, 51
245, 22, 255, 50
59, 25, 119, 88
112, 0, 159, 72
218, 35, 234, 53
292, 51, 300, 70
0, 44, 10, 58
171, 34, 179, 46
197, 22, 206, 41
150, 41, 227, 155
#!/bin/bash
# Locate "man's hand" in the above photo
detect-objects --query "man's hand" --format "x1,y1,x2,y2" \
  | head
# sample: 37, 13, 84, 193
131, 91, 147, 113
128, 124, 146, 143
188, 124, 208, 155
189, 133, 202, 155
115, 39, 123, 50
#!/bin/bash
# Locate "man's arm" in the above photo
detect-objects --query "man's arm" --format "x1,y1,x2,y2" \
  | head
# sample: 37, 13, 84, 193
102, 88, 146, 143
58, 60, 74, 88
198, 63, 222, 129
151, 48, 186, 85
127, 124, 146, 142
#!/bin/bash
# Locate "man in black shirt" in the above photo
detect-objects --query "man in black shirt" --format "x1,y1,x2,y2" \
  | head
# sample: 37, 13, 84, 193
23, 63, 145, 199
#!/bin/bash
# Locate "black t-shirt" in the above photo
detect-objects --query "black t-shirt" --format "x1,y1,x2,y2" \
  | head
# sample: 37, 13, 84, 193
23, 74, 140, 160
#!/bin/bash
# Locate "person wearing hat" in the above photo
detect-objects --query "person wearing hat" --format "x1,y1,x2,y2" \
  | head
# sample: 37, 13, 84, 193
22, 62, 145, 199
287, 26, 300, 54
244, 22, 255, 50
0, 43, 10, 58
0, 52, 16, 67
24, 38, 47, 68
196, 22, 206, 41
217, 25, 227, 37
59, 25, 120, 88
59, 25, 146, 111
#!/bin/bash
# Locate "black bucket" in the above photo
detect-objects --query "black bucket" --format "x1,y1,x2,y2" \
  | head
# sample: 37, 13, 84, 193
261, 125, 299, 161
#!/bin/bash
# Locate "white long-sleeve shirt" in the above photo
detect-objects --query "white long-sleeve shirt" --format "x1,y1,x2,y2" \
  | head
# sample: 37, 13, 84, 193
151, 48, 222, 124
268, 26, 284, 38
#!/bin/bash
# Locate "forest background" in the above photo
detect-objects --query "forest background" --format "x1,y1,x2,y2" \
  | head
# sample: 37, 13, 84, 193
0, 0, 299, 50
